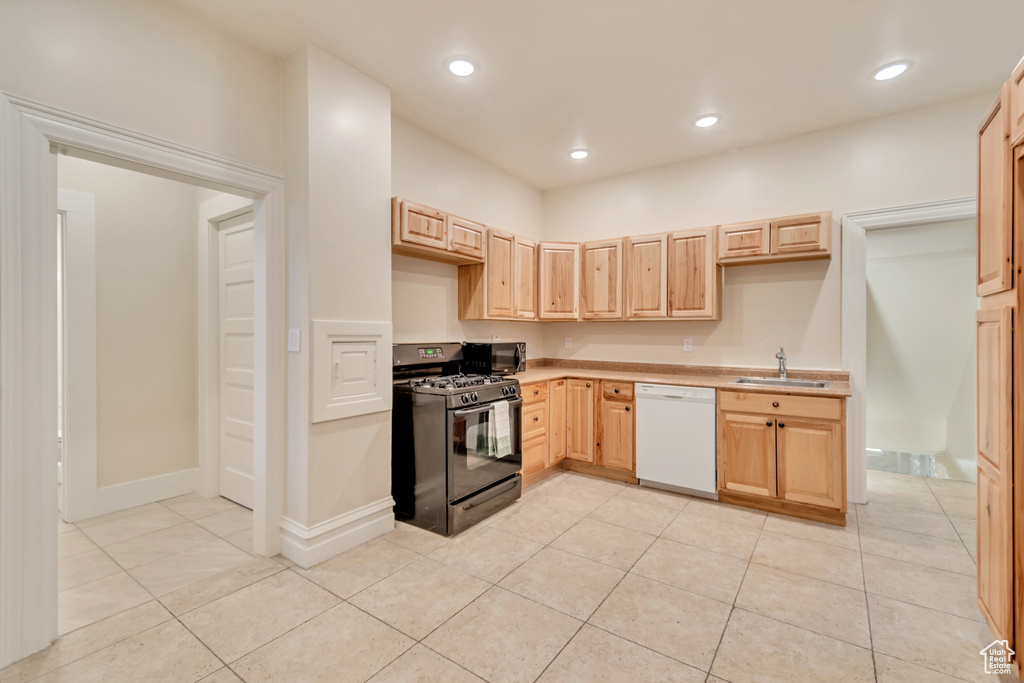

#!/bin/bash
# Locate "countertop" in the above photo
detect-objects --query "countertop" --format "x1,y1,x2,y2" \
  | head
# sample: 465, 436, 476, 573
515, 361, 852, 398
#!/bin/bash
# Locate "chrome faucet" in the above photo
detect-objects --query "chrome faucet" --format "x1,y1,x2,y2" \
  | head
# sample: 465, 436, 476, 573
776, 347, 787, 379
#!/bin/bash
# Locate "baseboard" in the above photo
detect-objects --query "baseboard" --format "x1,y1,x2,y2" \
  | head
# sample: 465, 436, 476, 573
280, 496, 395, 569
95, 468, 198, 516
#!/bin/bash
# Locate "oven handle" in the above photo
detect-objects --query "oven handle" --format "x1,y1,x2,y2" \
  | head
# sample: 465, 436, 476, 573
461, 478, 519, 511
453, 397, 522, 418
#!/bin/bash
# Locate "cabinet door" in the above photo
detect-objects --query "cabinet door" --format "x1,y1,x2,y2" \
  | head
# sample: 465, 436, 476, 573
626, 234, 667, 318
581, 239, 624, 320
485, 229, 515, 318
719, 221, 769, 261
770, 212, 831, 256
1011, 57, 1024, 145
667, 228, 719, 319
978, 85, 1013, 296
776, 419, 842, 509
976, 305, 1013, 642
548, 379, 567, 466
513, 237, 537, 319
718, 412, 776, 497
599, 399, 634, 471
398, 199, 446, 250
446, 215, 485, 262
522, 437, 547, 477
566, 379, 595, 463
538, 242, 580, 320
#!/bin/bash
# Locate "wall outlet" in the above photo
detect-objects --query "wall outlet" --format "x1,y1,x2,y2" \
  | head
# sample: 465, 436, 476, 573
288, 328, 301, 353
564, 336, 572, 349
491, 334, 501, 343
683, 337, 693, 352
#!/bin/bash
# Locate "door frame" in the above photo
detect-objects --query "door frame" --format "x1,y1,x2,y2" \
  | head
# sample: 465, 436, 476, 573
0, 93, 286, 667
841, 197, 976, 504
197, 196, 255, 500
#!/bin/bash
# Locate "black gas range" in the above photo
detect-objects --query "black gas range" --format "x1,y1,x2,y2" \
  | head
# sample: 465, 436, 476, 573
391, 343, 524, 536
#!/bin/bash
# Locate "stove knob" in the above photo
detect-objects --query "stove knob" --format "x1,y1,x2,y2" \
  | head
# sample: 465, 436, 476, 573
461, 395, 470, 404
471, 392, 479, 402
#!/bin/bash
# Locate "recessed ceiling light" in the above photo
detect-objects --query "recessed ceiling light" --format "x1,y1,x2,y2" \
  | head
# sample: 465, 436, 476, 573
569, 149, 589, 160
447, 58, 475, 77
873, 62, 908, 81
695, 115, 719, 128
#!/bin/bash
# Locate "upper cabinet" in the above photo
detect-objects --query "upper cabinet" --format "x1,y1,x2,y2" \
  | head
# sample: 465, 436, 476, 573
626, 234, 668, 319
538, 242, 580, 320
459, 229, 537, 321
977, 85, 1014, 297
580, 239, 624, 320
718, 211, 832, 265
1010, 57, 1024, 146
392, 197, 484, 265
667, 227, 720, 320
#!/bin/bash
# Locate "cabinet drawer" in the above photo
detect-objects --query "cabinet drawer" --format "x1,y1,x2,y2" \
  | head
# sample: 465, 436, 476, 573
719, 390, 841, 421
602, 381, 634, 401
522, 435, 547, 476
523, 402, 548, 438
522, 382, 548, 403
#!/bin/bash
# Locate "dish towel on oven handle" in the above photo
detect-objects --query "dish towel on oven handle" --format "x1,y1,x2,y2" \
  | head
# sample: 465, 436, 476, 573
492, 400, 512, 457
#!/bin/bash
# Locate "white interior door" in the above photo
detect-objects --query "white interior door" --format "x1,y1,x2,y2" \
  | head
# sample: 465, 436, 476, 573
218, 212, 255, 508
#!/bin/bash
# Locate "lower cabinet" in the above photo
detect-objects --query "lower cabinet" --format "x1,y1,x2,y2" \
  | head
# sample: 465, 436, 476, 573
520, 379, 568, 482
597, 382, 635, 471
567, 379, 596, 463
548, 379, 567, 466
717, 390, 846, 521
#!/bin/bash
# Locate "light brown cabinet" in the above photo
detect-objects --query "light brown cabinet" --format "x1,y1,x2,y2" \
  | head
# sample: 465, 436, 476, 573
566, 379, 595, 463
548, 379, 567, 466
538, 242, 580, 320
391, 197, 485, 265
520, 379, 568, 486
626, 234, 668, 318
718, 212, 832, 265
458, 229, 537, 321
717, 390, 845, 523
977, 86, 1014, 297
597, 382, 634, 472
1011, 57, 1024, 146
580, 239, 624, 320
667, 228, 721, 319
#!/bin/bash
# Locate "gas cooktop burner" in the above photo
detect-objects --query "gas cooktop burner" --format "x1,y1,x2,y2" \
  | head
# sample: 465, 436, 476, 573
408, 374, 511, 391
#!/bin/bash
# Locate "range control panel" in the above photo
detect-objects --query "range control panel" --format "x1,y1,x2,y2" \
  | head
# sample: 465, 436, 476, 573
418, 347, 445, 359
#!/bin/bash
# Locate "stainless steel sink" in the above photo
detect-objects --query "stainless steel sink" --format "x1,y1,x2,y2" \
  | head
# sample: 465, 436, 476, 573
729, 377, 832, 390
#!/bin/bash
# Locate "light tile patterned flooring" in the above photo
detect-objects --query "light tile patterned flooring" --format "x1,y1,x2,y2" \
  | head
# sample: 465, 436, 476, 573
2, 469, 1010, 682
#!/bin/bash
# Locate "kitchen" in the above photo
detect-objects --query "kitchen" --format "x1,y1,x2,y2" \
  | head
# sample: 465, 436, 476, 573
0, 1, 1021, 681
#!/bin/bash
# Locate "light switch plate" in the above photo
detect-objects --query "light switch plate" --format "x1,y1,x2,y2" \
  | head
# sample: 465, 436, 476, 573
288, 328, 301, 353
564, 336, 572, 349
683, 337, 693, 352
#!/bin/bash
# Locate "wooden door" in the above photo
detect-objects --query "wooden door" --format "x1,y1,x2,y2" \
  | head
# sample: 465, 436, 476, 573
538, 242, 580, 320
718, 412, 776, 498
667, 228, 719, 319
719, 221, 769, 261
522, 400, 547, 477
978, 85, 1013, 296
486, 229, 515, 318
599, 400, 634, 471
1010, 57, 1024, 145
567, 379, 595, 463
581, 239, 623, 320
446, 215, 485, 261
626, 233, 667, 318
397, 199, 446, 251
976, 304, 1013, 642
548, 379, 567, 466
770, 212, 830, 256
513, 237, 537, 319
218, 213, 256, 508
776, 419, 842, 510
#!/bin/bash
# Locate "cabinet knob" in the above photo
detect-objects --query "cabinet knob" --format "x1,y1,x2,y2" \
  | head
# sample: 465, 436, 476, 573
534, 389, 539, 395
533, 416, 539, 422
625, 406, 631, 412
779, 423, 785, 428
586, 383, 591, 388
772, 401, 779, 408
766, 422, 772, 427
614, 388, 620, 393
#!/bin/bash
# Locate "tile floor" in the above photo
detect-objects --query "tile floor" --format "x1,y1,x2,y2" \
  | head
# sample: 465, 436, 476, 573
2, 469, 1011, 682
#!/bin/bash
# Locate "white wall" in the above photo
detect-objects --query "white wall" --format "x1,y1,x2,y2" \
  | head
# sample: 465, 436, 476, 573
0, 0, 283, 172
540, 96, 988, 369
865, 220, 978, 472
58, 155, 201, 488
391, 118, 545, 354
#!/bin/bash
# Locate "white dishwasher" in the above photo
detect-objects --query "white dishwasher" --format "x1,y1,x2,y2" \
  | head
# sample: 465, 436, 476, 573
635, 383, 717, 498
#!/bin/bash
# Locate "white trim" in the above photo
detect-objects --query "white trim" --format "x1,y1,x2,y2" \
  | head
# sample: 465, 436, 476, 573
310, 320, 392, 422
0, 93, 288, 667
58, 189, 98, 523
95, 469, 198, 516
280, 497, 396, 569
197, 195, 254, 499
841, 197, 976, 505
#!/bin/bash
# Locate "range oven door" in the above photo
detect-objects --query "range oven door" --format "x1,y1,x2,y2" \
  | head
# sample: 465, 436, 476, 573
448, 397, 523, 502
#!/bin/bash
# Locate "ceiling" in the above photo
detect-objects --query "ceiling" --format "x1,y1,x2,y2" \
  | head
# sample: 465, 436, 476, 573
166, 0, 1024, 190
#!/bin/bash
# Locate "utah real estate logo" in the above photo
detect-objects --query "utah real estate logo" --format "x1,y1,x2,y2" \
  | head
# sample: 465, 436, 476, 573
980, 639, 1014, 675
